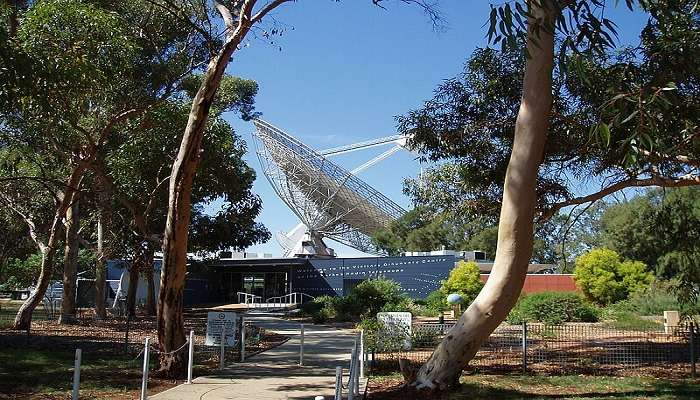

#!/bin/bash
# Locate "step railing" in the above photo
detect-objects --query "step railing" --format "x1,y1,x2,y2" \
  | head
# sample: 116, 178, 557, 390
264, 292, 315, 309
237, 292, 262, 306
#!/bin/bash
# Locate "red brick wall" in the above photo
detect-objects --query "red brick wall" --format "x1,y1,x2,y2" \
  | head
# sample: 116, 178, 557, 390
480, 274, 577, 294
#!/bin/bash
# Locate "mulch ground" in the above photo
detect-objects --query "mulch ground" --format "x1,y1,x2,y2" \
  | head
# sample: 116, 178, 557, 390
0, 307, 290, 399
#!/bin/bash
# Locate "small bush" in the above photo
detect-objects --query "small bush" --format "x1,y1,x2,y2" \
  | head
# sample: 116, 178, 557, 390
440, 260, 484, 308
507, 291, 600, 325
627, 280, 680, 316
345, 278, 410, 320
300, 295, 338, 323
302, 278, 413, 323
424, 288, 447, 312
574, 248, 654, 305
601, 299, 663, 331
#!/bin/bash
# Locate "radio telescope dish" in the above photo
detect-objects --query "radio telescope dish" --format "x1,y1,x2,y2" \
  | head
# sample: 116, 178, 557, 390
252, 119, 406, 256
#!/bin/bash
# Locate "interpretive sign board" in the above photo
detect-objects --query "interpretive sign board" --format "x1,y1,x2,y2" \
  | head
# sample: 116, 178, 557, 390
377, 312, 412, 350
205, 311, 237, 347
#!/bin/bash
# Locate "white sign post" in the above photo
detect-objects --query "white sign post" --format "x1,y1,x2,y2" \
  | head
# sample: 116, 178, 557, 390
71, 348, 81, 400
377, 312, 412, 350
205, 312, 237, 347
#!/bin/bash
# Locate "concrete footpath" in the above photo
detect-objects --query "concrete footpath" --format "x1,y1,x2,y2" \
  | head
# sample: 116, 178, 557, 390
150, 312, 360, 400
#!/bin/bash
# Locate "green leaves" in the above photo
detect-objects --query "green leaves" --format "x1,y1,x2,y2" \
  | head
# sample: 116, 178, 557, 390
487, 0, 626, 58
19, 0, 137, 97
440, 260, 484, 307
574, 248, 653, 305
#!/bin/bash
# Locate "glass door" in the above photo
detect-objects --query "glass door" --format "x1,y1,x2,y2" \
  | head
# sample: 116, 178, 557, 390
242, 273, 265, 300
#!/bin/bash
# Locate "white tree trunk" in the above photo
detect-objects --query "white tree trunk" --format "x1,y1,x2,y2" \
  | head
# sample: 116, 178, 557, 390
13, 165, 86, 330
413, 1, 556, 390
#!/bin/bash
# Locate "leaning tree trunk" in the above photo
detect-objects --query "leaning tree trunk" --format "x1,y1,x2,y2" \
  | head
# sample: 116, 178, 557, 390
13, 248, 56, 330
157, 12, 254, 379
412, 2, 556, 390
13, 166, 86, 330
59, 198, 80, 324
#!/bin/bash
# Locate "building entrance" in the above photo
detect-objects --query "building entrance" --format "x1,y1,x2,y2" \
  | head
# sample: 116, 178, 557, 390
237, 272, 288, 302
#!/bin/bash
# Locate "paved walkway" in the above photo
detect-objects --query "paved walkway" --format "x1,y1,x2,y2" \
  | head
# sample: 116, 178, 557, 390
150, 312, 359, 400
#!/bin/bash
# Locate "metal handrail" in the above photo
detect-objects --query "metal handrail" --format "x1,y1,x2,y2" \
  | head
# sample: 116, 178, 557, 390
265, 292, 315, 307
237, 292, 262, 305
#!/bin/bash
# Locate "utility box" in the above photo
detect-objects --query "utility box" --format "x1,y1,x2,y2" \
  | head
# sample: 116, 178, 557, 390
664, 310, 680, 334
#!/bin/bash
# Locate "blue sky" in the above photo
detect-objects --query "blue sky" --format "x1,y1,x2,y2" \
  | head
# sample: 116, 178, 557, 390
219, 1, 648, 257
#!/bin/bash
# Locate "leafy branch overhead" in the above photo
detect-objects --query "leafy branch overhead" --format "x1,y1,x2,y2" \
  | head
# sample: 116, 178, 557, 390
402, 0, 699, 222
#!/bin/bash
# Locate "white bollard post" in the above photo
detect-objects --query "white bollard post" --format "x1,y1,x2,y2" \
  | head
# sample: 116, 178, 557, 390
352, 340, 360, 396
71, 348, 81, 400
186, 330, 194, 384
359, 330, 365, 379
334, 366, 343, 400
353, 350, 360, 396
299, 323, 305, 366
348, 346, 356, 400
219, 330, 226, 370
140, 338, 150, 400
240, 317, 246, 362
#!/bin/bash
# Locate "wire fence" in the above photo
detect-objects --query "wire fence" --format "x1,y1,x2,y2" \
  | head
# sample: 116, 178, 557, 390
366, 322, 697, 378
0, 309, 287, 367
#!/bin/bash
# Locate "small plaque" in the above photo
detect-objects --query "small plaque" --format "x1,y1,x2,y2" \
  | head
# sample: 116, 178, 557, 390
377, 311, 412, 350
205, 311, 237, 347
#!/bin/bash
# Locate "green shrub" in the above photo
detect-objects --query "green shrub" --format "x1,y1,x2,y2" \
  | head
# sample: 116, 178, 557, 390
627, 280, 680, 316
507, 291, 600, 325
412, 303, 441, 317
345, 278, 410, 320
574, 248, 654, 305
424, 288, 447, 312
303, 278, 413, 323
440, 260, 484, 308
300, 295, 338, 323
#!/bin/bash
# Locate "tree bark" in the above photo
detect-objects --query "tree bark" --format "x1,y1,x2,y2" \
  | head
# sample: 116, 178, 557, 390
145, 244, 156, 316
157, 0, 291, 378
126, 242, 142, 317
95, 213, 107, 319
412, 1, 556, 390
13, 165, 87, 330
157, 3, 254, 379
94, 175, 111, 319
59, 197, 80, 324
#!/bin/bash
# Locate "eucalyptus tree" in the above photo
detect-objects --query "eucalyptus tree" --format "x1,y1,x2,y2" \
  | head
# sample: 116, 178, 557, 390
156, 0, 293, 376
153, 0, 442, 376
0, 0, 210, 328
96, 77, 268, 317
401, 0, 699, 390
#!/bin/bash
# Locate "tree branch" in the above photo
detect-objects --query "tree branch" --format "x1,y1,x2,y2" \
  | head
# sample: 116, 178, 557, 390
251, 0, 293, 24
0, 192, 46, 252
638, 148, 700, 168
540, 173, 700, 221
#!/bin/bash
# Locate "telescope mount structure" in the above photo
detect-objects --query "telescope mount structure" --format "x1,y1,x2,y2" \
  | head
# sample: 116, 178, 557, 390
252, 119, 408, 257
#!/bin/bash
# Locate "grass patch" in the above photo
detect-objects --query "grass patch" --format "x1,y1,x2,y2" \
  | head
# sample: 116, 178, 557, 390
603, 311, 663, 331
368, 374, 700, 399
0, 347, 176, 398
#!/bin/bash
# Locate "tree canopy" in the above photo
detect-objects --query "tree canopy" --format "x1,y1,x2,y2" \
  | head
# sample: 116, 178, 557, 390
400, 0, 699, 224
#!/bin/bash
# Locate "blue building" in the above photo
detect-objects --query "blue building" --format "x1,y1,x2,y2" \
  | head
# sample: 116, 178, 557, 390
207, 254, 455, 302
